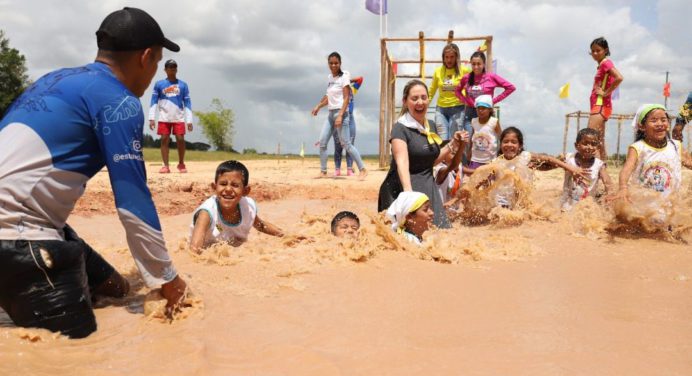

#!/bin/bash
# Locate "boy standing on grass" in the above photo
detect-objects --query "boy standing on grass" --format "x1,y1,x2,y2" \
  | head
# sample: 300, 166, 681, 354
149, 59, 193, 173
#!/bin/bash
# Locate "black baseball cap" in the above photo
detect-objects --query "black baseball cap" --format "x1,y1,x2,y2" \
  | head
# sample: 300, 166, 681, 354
164, 59, 177, 68
96, 7, 180, 52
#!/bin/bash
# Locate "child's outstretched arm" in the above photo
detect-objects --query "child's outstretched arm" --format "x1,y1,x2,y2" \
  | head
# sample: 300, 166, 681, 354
599, 164, 615, 196
681, 147, 692, 169
253, 216, 285, 237
190, 211, 212, 254
609, 146, 638, 202
532, 153, 587, 179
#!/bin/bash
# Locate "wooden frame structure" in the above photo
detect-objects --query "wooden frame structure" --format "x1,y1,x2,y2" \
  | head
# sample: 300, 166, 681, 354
561, 111, 634, 166
378, 31, 493, 167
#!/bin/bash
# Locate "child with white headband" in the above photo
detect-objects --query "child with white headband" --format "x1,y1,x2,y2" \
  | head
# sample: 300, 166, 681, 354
386, 192, 434, 245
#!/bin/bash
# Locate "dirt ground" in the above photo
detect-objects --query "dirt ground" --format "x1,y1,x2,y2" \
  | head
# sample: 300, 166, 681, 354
1, 159, 691, 376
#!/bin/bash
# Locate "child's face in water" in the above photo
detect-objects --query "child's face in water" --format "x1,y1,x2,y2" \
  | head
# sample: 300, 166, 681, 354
406, 201, 433, 236
213, 171, 249, 212
575, 134, 599, 159
334, 217, 360, 238
641, 109, 670, 143
500, 132, 522, 159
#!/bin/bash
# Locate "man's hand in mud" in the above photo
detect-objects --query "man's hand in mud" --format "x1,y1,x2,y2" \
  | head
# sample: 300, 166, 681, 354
161, 275, 187, 321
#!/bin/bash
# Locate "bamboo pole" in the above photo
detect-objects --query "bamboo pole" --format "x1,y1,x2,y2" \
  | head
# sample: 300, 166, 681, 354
385, 36, 492, 42
576, 110, 581, 132
379, 39, 387, 168
418, 31, 425, 80
388, 58, 396, 167
615, 116, 623, 167
562, 114, 570, 155
485, 36, 493, 73
446, 30, 454, 44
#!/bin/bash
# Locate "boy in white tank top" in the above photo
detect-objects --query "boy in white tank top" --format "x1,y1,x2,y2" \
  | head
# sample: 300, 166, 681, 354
190, 161, 286, 252
561, 128, 614, 210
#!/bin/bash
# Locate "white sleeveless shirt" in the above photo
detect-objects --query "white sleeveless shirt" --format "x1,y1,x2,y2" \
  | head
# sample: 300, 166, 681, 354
190, 196, 257, 247
560, 153, 604, 210
471, 116, 499, 163
629, 139, 682, 196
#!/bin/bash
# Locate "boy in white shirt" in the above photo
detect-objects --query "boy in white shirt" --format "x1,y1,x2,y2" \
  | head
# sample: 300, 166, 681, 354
190, 161, 285, 252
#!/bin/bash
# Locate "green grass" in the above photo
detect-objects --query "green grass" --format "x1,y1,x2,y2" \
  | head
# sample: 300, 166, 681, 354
142, 148, 380, 162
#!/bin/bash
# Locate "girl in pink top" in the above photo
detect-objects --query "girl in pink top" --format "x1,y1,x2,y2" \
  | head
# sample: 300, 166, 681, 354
586, 37, 623, 164
454, 51, 515, 163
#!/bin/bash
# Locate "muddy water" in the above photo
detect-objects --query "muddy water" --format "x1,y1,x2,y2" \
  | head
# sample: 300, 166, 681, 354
1, 160, 691, 375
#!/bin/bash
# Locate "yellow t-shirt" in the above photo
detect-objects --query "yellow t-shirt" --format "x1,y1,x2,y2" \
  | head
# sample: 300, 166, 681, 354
429, 65, 471, 108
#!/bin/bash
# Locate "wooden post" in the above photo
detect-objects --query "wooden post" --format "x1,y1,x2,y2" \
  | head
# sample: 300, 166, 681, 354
388, 59, 396, 166
562, 114, 570, 155
446, 30, 454, 44
486, 36, 493, 73
419, 31, 425, 80
576, 111, 581, 132
379, 39, 387, 168
615, 116, 623, 167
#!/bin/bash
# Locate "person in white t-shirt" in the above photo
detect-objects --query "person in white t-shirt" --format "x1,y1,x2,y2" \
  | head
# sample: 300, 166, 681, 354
189, 160, 285, 252
615, 104, 692, 199
311, 52, 368, 180
468, 94, 501, 172
560, 128, 614, 211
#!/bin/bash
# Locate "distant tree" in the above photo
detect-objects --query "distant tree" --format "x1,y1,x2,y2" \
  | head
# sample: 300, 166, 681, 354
243, 148, 258, 154
0, 30, 30, 116
193, 98, 235, 151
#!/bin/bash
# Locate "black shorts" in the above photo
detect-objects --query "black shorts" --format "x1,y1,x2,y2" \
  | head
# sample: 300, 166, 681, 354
0, 225, 115, 338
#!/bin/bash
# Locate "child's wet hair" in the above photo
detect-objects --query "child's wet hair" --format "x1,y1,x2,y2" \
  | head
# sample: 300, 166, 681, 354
590, 37, 610, 56
576, 128, 600, 143
330, 211, 360, 234
215, 160, 249, 186
498, 126, 524, 156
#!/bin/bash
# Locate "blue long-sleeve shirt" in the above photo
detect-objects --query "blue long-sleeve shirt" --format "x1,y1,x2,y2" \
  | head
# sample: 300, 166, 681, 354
0, 62, 176, 287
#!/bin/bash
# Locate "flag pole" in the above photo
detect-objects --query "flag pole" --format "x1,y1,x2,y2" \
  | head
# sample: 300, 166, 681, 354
664, 71, 669, 108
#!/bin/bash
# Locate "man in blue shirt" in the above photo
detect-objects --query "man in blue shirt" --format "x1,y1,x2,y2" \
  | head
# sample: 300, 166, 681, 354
0, 7, 187, 338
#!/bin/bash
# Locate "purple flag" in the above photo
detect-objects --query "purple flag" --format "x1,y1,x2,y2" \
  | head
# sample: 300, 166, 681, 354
365, 0, 387, 15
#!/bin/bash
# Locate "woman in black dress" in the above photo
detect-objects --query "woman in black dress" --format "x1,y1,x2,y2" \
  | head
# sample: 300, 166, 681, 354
378, 79, 468, 228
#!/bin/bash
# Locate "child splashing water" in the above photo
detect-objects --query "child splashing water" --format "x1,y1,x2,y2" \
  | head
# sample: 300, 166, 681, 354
560, 128, 614, 211
458, 127, 587, 222
611, 104, 692, 233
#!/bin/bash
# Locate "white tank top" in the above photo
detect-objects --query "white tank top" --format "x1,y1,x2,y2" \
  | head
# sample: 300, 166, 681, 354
560, 153, 604, 210
470, 116, 499, 163
629, 139, 682, 196
190, 196, 257, 247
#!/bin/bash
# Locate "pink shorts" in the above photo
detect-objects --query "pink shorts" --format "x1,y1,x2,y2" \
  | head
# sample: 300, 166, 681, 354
157, 122, 186, 136
590, 105, 612, 121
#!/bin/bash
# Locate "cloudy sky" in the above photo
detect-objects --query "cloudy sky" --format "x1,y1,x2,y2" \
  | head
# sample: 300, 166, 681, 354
1, 0, 690, 155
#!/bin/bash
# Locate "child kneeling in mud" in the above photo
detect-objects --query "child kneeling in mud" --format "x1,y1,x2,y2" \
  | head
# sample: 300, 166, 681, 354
190, 160, 285, 252
560, 128, 614, 211
455, 127, 587, 218
386, 191, 434, 245
611, 104, 692, 229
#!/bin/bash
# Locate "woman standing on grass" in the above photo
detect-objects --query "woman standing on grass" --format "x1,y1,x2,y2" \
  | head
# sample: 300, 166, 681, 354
311, 52, 367, 179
